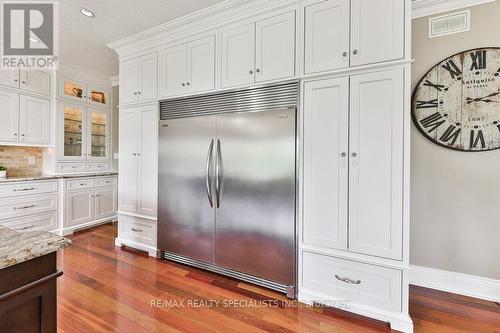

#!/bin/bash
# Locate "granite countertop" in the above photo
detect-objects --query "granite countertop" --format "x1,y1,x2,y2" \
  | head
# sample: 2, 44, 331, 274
0, 172, 118, 183
0, 226, 71, 270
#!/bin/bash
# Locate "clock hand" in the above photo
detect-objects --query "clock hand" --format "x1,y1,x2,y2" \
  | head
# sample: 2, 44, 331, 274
467, 91, 500, 104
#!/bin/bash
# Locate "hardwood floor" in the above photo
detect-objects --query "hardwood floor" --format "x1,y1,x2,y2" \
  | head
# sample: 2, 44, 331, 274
57, 223, 500, 333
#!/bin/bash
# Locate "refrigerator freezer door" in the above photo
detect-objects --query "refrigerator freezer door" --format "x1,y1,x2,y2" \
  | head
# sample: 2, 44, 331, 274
158, 116, 217, 263
215, 108, 296, 285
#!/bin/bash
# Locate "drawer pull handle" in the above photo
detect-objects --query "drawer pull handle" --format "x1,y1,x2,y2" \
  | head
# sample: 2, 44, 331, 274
14, 205, 36, 210
14, 224, 35, 231
13, 187, 35, 192
131, 228, 143, 233
335, 275, 361, 285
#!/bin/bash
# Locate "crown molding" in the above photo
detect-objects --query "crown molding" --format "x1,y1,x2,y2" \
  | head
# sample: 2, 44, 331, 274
412, 0, 496, 19
58, 62, 113, 87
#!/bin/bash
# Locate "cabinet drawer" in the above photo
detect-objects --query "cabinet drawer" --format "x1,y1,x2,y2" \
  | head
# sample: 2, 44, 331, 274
87, 163, 110, 172
119, 215, 156, 247
301, 251, 402, 312
0, 180, 58, 198
0, 194, 58, 220
1, 212, 58, 232
57, 163, 86, 173
66, 178, 94, 191
94, 176, 117, 188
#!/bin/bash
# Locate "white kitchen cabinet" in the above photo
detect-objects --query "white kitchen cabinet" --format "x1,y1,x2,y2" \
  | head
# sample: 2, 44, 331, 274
221, 11, 296, 88
58, 76, 111, 108
121, 52, 158, 104
0, 90, 19, 142
350, 0, 404, 67
19, 95, 51, 144
302, 77, 349, 250
0, 69, 19, 88
65, 190, 95, 227
20, 70, 51, 96
119, 104, 158, 218
255, 11, 296, 82
304, 0, 349, 74
348, 69, 403, 260
95, 187, 118, 219
160, 35, 215, 98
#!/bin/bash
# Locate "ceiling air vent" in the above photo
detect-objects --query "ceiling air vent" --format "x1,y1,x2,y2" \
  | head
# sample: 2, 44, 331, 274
429, 10, 470, 38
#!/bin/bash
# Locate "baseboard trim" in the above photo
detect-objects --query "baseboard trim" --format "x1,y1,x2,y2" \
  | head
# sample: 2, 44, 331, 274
411, 265, 500, 302
115, 237, 157, 257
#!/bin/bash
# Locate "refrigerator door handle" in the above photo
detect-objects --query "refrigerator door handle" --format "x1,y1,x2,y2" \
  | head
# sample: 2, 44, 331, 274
205, 139, 215, 207
216, 139, 221, 208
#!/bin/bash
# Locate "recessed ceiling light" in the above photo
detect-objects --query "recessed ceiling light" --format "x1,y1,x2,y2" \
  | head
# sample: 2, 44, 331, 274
80, 8, 95, 18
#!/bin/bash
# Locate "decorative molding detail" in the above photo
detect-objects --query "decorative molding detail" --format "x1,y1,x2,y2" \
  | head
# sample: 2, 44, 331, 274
58, 62, 113, 87
110, 76, 119, 87
412, 0, 496, 19
411, 265, 500, 302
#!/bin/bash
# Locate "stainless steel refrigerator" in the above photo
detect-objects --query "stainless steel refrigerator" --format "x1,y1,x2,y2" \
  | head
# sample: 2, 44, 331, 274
157, 82, 298, 296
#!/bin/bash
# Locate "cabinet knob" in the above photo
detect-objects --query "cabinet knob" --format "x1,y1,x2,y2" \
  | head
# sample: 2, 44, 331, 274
13, 133, 17, 136
256, 69, 260, 73
21, 81, 26, 84
132, 153, 137, 156
134, 92, 137, 95
351, 152, 358, 157
249, 70, 254, 75
186, 82, 190, 86
137, 91, 141, 94
353, 49, 359, 55
14, 79, 18, 82
341, 152, 346, 157
181, 83, 186, 87
342, 52, 348, 58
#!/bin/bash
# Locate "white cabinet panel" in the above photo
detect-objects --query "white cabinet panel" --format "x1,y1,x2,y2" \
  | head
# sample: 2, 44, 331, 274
137, 106, 158, 216
160, 44, 188, 97
302, 251, 402, 312
0, 193, 58, 220
350, 0, 404, 66
0, 212, 58, 233
0, 69, 19, 88
58, 76, 88, 103
66, 178, 95, 191
119, 108, 139, 212
304, 0, 349, 74
119, 215, 156, 247
0, 180, 58, 198
0, 90, 19, 142
255, 11, 296, 82
87, 109, 110, 162
59, 102, 87, 161
95, 187, 118, 219
19, 95, 50, 144
221, 23, 256, 88
120, 59, 140, 104
65, 190, 95, 227
94, 176, 117, 188
349, 69, 404, 260
20, 70, 51, 95
188, 36, 216, 93
138, 52, 158, 102
303, 77, 349, 250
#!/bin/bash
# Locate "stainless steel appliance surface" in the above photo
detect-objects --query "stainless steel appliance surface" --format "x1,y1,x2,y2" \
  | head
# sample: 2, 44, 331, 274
158, 82, 298, 295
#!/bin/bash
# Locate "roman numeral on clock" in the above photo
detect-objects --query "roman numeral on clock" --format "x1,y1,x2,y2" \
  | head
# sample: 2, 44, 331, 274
423, 80, 445, 91
439, 125, 461, 145
419, 112, 445, 133
416, 99, 439, 109
470, 130, 486, 149
442, 59, 462, 79
470, 50, 487, 70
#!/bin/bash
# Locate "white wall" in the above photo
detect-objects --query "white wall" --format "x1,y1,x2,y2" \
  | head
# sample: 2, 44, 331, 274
411, 1, 500, 280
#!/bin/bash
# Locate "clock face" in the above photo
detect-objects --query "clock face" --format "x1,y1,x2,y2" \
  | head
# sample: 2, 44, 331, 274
412, 47, 500, 151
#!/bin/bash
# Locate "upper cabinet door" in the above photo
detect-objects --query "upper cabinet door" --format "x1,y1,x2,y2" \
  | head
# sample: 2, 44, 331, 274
59, 77, 88, 103
119, 108, 139, 213
60, 102, 87, 161
20, 70, 51, 96
221, 23, 256, 88
19, 95, 50, 145
350, 0, 404, 67
160, 44, 188, 97
87, 109, 110, 162
303, 77, 349, 251
255, 11, 296, 82
348, 69, 404, 260
120, 59, 139, 104
0, 69, 19, 88
88, 84, 111, 108
304, 0, 349, 74
0, 90, 19, 142
187, 35, 216, 94
138, 52, 158, 102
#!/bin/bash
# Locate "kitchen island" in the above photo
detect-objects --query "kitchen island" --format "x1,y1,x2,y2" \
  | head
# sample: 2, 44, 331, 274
0, 226, 70, 333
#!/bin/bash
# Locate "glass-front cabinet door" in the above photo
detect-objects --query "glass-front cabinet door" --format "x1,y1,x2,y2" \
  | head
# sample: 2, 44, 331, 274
59, 77, 88, 103
87, 109, 109, 161
60, 103, 87, 160
88, 85, 111, 108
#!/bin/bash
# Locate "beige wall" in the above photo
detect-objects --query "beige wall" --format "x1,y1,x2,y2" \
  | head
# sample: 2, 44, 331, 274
411, 1, 500, 279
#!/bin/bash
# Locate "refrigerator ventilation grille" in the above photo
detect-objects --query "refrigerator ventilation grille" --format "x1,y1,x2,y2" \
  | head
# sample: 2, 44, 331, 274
160, 81, 299, 120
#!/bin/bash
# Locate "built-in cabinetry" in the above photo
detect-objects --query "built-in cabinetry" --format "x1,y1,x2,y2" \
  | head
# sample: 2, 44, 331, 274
120, 53, 158, 105
0, 69, 51, 95
58, 76, 111, 108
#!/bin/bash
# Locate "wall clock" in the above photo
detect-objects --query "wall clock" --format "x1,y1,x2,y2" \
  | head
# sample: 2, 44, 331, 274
412, 47, 500, 151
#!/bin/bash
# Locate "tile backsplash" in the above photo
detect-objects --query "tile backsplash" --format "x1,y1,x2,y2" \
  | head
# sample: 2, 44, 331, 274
0, 146, 43, 177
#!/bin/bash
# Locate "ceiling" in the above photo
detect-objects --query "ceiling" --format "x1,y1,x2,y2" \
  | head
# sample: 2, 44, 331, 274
58, 0, 225, 78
